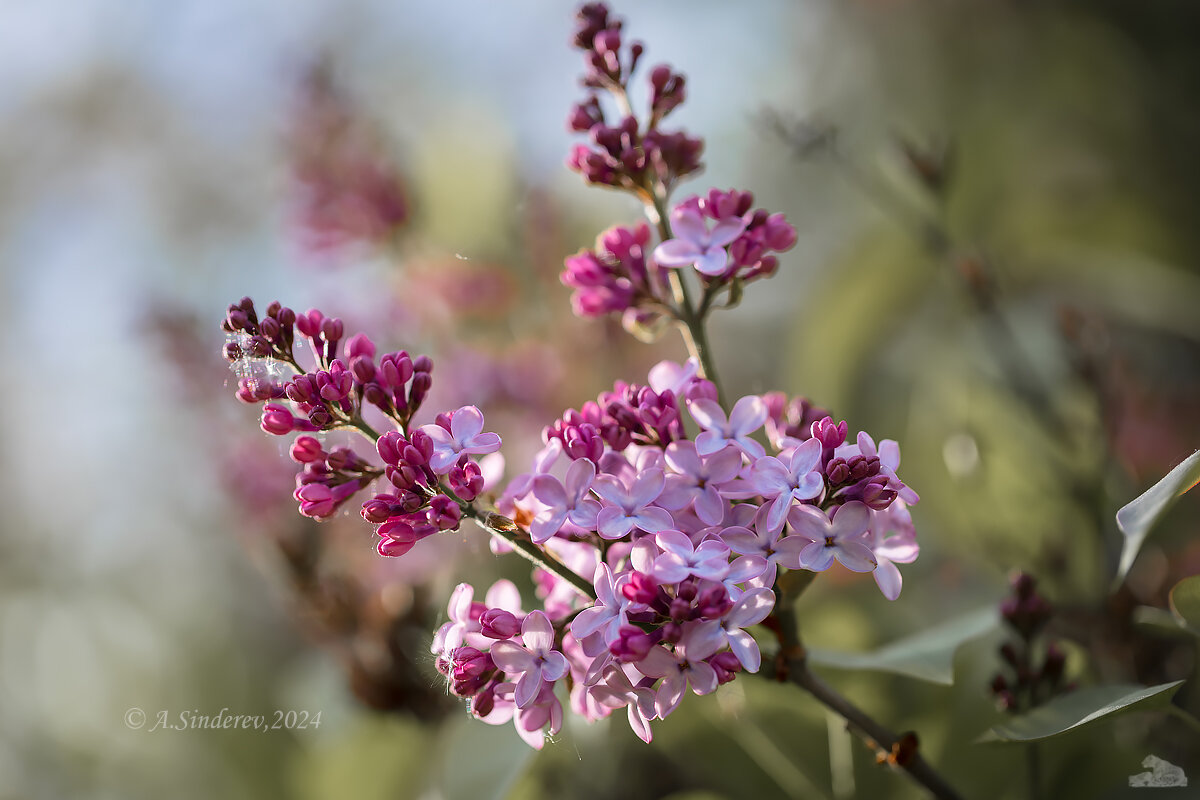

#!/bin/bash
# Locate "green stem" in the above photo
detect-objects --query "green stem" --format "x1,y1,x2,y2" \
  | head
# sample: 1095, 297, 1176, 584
644, 195, 727, 407
463, 508, 597, 601
770, 581, 963, 800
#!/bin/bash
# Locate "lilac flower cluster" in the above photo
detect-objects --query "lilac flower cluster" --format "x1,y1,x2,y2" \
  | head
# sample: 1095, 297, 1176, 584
219, 2, 929, 758
223, 297, 500, 534
990, 573, 1073, 713
566, 4, 701, 193
429, 358, 919, 748
560, 4, 797, 331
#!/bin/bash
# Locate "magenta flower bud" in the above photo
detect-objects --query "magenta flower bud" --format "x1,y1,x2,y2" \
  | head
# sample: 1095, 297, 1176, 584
471, 683, 497, 716
344, 332, 375, 360
285, 375, 316, 404
413, 354, 434, 374
695, 584, 732, 619
448, 460, 485, 502
479, 609, 521, 640
660, 621, 682, 644
306, 408, 333, 429
276, 306, 296, 327
811, 416, 848, 449
379, 352, 414, 388
290, 436, 324, 464
361, 494, 398, 524
409, 371, 432, 409
621, 571, 659, 605
296, 308, 324, 339
684, 379, 719, 404
408, 429, 435, 463
261, 404, 303, 436
363, 382, 389, 410
709, 652, 743, 685
377, 431, 406, 466
378, 517, 417, 544
223, 341, 243, 362
258, 316, 280, 341
610, 625, 655, 662
326, 446, 367, 472
295, 483, 335, 518
669, 596, 692, 621
350, 355, 376, 384
428, 495, 462, 531
826, 458, 850, 485
859, 477, 897, 510
320, 317, 344, 343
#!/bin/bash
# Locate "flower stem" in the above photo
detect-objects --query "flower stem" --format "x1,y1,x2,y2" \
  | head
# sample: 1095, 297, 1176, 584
463, 508, 597, 601
644, 195, 727, 407
770, 586, 963, 800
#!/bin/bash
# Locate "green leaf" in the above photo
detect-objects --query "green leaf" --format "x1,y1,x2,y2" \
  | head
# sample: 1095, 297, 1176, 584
1131, 605, 1194, 638
978, 681, 1185, 743
1114, 450, 1200, 585
1169, 575, 1200, 635
808, 606, 996, 685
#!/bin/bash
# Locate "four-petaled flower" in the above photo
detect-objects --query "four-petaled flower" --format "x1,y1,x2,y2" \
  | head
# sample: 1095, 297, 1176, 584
653, 205, 747, 277
652, 530, 731, 584
689, 395, 768, 459
659, 440, 742, 525
420, 405, 502, 474
787, 501, 877, 573
747, 437, 825, 533
531, 457, 602, 543
490, 610, 571, 708
593, 468, 674, 539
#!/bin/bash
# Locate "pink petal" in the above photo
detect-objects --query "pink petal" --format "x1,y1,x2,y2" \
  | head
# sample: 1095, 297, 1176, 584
450, 405, 485, 442
708, 218, 748, 248
484, 580, 522, 612
694, 248, 729, 276
490, 641, 535, 673
801, 542, 835, 572
727, 630, 762, 673
873, 560, 903, 600
695, 486, 725, 525
727, 588, 775, 628
514, 672, 541, 709
629, 468, 666, 508
687, 398, 726, 432
834, 541, 877, 573
631, 506, 675, 533
831, 501, 871, 539
653, 239, 702, 268
521, 611, 556, 653
664, 440, 703, 476
728, 396, 768, 436
597, 506, 635, 540
669, 207, 708, 243
687, 661, 718, 695
787, 504, 830, 542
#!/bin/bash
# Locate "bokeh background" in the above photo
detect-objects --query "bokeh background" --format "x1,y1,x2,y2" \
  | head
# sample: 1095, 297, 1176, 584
3, 0, 1199, 798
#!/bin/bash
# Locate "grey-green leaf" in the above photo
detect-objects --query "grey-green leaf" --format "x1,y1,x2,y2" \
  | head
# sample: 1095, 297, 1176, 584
808, 606, 997, 685
978, 681, 1185, 743
1169, 575, 1200, 635
1114, 450, 1200, 585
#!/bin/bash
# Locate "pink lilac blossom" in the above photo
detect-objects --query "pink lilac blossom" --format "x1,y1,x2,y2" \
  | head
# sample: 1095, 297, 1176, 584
652, 203, 747, 277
